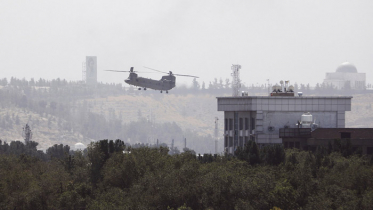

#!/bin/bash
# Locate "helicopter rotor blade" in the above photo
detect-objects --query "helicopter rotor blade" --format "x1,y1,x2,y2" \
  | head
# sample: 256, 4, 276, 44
104, 70, 156, 73
143, 66, 168, 74
104, 70, 131, 72
173, 74, 199, 78
143, 66, 199, 78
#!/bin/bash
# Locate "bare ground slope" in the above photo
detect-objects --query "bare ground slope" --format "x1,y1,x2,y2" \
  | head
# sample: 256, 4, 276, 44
0, 107, 92, 150
84, 93, 224, 136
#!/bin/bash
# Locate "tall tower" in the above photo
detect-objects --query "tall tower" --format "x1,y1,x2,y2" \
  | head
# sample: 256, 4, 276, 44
231, 64, 241, 96
214, 117, 219, 154
86, 56, 97, 86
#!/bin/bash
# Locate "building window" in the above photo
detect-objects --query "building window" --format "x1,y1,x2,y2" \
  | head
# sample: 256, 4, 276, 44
225, 119, 228, 131
239, 137, 243, 147
229, 119, 233, 130
229, 137, 233, 147
289, 142, 294, 148
295, 142, 300, 149
284, 142, 289, 148
239, 118, 243, 130
244, 136, 249, 146
245, 118, 249, 130
341, 132, 351, 139
367, 147, 373, 155
224, 136, 228, 147
251, 118, 255, 130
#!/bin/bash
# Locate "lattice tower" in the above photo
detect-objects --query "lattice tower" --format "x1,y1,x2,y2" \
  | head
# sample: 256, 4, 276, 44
231, 64, 241, 96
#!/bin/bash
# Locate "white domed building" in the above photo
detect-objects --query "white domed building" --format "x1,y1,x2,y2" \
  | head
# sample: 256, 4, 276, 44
323, 62, 366, 90
74, 142, 86, 150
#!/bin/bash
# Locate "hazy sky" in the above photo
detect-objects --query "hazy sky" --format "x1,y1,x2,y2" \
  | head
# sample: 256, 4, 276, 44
1, 0, 373, 87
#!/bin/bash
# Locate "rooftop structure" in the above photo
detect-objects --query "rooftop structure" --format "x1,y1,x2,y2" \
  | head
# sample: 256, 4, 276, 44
217, 89, 352, 154
323, 62, 365, 90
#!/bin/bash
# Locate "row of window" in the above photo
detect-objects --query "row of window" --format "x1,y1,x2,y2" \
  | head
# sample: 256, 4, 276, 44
225, 117, 255, 131
224, 136, 255, 148
354, 81, 365, 89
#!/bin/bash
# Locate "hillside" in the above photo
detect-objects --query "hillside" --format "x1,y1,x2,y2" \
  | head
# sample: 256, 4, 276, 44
83, 93, 224, 136
0, 106, 93, 150
346, 93, 373, 128
1, 86, 373, 152
82, 92, 373, 136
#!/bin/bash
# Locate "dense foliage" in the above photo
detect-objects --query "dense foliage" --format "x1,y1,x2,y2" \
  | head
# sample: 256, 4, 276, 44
1, 139, 373, 209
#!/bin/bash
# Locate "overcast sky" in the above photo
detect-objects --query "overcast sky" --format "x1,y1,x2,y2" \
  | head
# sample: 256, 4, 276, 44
1, 0, 373, 87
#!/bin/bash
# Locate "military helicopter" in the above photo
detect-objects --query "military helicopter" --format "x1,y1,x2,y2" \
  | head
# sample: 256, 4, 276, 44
105, 67, 198, 93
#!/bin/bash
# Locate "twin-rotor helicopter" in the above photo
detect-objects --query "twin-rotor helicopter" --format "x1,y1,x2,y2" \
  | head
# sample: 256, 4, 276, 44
105, 67, 198, 93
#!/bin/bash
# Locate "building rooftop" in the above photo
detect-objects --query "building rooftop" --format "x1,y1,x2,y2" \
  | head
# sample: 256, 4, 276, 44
217, 95, 352, 112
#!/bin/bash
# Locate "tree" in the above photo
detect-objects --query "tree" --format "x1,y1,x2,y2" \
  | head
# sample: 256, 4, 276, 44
235, 140, 261, 165
225, 78, 230, 89
192, 78, 200, 91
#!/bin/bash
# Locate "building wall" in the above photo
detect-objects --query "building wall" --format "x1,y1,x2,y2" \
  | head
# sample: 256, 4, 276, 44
323, 72, 366, 89
218, 96, 352, 153
86, 56, 97, 86
281, 128, 373, 155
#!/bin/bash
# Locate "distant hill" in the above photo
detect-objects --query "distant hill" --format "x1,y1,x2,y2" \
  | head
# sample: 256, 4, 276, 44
0, 106, 93, 150
346, 93, 373, 128
1, 77, 373, 153
83, 93, 224, 136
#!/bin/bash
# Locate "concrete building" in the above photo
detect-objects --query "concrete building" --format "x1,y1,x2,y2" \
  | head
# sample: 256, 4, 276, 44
86, 56, 97, 86
323, 62, 366, 90
217, 95, 352, 154
280, 128, 373, 155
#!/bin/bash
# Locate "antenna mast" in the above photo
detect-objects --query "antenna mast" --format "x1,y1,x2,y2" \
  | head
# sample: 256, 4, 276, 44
231, 64, 241, 96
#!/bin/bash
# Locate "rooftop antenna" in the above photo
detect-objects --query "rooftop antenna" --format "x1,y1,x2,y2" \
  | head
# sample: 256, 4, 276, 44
231, 64, 241, 96
280, 80, 284, 92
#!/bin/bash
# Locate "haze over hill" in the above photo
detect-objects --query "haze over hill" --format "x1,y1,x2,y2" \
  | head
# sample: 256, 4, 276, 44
1, 76, 373, 154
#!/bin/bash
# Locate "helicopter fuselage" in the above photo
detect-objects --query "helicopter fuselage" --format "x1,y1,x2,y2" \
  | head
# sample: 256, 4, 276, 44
125, 72, 176, 91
